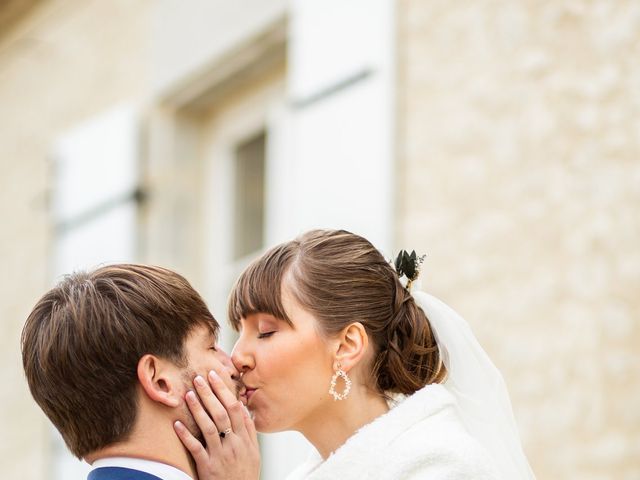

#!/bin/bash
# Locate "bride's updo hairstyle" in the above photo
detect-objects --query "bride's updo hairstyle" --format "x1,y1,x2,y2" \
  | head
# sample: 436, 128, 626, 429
228, 229, 446, 395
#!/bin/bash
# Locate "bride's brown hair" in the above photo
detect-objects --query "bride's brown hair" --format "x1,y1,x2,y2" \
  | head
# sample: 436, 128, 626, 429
228, 229, 445, 394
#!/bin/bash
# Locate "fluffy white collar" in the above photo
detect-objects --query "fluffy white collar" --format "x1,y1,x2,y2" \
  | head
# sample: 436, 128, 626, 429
287, 383, 458, 479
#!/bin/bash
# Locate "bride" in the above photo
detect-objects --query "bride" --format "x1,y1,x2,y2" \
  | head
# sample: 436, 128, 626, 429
177, 229, 535, 479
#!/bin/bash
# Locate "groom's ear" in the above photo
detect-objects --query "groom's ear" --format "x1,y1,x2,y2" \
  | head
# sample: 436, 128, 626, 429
137, 354, 182, 408
334, 322, 369, 372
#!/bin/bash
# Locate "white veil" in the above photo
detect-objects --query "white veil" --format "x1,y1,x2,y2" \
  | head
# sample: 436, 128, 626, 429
411, 290, 536, 479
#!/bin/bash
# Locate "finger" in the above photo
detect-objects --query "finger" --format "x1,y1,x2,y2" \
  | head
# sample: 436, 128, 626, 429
207, 370, 248, 436
185, 390, 223, 451
173, 420, 210, 465
206, 369, 240, 409
244, 412, 258, 448
193, 375, 235, 435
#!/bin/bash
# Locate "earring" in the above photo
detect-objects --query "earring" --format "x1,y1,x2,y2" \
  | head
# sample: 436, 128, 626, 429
329, 362, 352, 401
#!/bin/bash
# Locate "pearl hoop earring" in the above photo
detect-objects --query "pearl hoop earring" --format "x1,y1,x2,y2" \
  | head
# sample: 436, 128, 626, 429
329, 362, 352, 401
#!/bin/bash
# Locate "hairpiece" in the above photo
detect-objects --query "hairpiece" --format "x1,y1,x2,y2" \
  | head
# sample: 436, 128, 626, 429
393, 250, 426, 290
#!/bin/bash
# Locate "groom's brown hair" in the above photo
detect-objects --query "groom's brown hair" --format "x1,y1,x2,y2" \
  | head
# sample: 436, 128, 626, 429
21, 264, 218, 458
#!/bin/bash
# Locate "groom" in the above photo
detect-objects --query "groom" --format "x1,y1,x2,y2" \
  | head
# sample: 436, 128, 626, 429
21, 264, 259, 480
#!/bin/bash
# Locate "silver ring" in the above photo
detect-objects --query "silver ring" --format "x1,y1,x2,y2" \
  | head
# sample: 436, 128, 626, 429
219, 427, 232, 438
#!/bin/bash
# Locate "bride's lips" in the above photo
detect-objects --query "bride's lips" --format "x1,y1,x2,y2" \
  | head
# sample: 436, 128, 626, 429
245, 388, 257, 403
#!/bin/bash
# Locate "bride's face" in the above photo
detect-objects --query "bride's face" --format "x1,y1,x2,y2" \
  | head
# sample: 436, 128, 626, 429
231, 284, 336, 433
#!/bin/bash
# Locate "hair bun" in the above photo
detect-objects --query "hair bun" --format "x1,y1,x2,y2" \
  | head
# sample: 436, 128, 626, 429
373, 282, 445, 394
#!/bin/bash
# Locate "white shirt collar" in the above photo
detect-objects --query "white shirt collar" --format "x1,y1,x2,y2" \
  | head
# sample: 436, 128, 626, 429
91, 457, 193, 480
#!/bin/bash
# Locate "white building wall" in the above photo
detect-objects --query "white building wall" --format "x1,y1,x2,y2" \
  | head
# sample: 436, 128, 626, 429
257, 0, 396, 477
287, 0, 395, 253
147, 1, 396, 478
152, 0, 289, 95
3, 1, 395, 478
52, 105, 141, 479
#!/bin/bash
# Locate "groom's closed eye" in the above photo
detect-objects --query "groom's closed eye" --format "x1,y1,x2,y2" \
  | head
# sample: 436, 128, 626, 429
206, 331, 220, 352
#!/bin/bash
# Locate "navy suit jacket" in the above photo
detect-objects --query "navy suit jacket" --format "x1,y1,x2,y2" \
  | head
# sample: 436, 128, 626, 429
88, 467, 164, 480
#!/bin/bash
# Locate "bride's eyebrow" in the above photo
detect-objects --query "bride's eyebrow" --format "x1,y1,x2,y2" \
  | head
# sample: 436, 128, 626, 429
240, 313, 278, 329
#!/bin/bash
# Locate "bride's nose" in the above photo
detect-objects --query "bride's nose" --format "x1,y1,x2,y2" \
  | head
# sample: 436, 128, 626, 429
231, 338, 255, 374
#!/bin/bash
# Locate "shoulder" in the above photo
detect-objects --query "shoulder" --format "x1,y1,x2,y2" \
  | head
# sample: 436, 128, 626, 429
287, 384, 500, 480
88, 467, 165, 480
379, 388, 499, 479
382, 421, 499, 479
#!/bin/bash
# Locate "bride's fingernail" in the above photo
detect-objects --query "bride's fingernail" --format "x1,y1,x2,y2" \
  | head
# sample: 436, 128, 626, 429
194, 375, 205, 386
209, 370, 219, 379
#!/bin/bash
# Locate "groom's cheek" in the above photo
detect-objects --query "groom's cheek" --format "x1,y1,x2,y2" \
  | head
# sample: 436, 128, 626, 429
227, 376, 241, 399
180, 401, 205, 443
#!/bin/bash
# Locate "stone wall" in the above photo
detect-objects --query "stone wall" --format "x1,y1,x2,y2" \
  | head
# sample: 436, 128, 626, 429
397, 1, 640, 478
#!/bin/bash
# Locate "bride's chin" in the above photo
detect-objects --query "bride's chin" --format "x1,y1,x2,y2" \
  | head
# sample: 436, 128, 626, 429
253, 416, 282, 434
253, 418, 270, 433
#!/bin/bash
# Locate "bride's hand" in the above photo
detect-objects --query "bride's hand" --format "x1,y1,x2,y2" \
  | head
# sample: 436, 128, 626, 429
174, 370, 260, 480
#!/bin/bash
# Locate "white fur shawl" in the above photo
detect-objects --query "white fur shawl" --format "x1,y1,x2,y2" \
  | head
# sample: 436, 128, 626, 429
286, 384, 500, 480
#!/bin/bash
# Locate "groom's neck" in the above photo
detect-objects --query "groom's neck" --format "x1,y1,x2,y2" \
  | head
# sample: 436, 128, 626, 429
85, 413, 197, 479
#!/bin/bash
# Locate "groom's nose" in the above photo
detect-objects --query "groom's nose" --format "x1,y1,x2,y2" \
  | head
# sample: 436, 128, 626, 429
220, 350, 241, 379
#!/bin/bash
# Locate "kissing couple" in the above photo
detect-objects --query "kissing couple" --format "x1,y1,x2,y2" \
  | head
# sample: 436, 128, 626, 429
22, 229, 535, 479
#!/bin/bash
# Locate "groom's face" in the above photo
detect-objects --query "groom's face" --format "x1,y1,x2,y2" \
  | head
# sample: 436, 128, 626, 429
177, 325, 240, 437
182, 325, 239, 395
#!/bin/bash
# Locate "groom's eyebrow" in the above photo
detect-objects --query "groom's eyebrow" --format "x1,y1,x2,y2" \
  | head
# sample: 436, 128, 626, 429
207, 328, 219, 344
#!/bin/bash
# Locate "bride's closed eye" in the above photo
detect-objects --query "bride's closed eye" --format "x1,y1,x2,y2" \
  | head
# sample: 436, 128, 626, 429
257, 315, 278, 339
